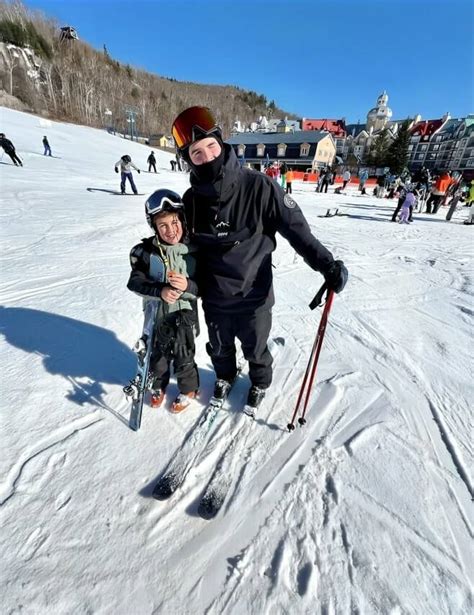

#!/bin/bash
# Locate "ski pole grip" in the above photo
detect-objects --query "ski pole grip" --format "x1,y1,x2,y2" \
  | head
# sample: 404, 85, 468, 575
309, 283, 328, 310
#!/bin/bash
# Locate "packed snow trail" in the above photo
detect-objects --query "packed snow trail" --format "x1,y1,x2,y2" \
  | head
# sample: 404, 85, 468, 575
1, 108, 473, 614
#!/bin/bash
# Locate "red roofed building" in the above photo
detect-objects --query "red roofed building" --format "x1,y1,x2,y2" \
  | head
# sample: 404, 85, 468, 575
408, 113, 451, 170
301, 118, 346, 137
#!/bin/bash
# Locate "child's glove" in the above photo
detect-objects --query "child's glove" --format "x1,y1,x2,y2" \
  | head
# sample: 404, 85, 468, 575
114, 167, 119, 173
137, 169, 141, 174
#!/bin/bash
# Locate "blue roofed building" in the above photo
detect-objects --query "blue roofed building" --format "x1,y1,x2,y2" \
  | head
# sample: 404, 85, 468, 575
226, 130, 336, 171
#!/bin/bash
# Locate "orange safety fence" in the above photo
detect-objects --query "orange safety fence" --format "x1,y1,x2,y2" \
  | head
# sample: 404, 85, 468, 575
293, 171, 377, 185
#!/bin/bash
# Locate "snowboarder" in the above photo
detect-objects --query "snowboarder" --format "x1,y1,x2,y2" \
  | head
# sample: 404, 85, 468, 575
0, 133, 23, 166
147, 151, 157, 173
171, 106, 348, 415
42, 136, 52, 156
114, 155, 140, 194
127, 189, 200, 412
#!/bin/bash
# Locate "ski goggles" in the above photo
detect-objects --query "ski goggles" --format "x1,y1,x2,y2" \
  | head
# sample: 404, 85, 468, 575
145, 191, 183, 217
172, 106, 220, 150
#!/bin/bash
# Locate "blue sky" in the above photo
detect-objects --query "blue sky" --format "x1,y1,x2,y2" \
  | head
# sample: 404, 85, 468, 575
26, 0, 472, 122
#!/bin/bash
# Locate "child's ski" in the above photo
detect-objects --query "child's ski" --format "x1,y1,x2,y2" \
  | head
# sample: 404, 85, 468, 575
124, 302, 159, 431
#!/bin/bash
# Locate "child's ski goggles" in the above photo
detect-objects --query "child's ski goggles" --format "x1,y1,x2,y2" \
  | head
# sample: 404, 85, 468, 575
172, 106, 221, 150
145, 189, 183, 217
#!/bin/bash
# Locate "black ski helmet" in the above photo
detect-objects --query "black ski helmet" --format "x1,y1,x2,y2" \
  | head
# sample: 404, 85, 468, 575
145, 189, 184, 231
121, 155, 131, 163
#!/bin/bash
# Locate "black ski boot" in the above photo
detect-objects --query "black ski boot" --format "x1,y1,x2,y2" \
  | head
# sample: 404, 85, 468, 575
243, 385, 266, 418
213, 379, 233, 401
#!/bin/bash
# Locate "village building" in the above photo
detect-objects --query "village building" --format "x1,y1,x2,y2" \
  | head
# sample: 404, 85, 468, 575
226, 130, 336, 171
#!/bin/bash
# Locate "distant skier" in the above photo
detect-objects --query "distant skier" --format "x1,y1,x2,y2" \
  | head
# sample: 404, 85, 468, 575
0, 133, 23, 166
279, 161, 288, 189
42, 136, 52, 156
114, 155, 140, 194
286, 168, 294, 194
425, 171, 453, 214
358, 169, 369, 194
342, 169, 351, 191
375, 174, 386, 198
319, 169, 332, 193
391, 184, 416, 222
147, 151, 157, 173
170, 159, 176, 171
127, 189, 200, 412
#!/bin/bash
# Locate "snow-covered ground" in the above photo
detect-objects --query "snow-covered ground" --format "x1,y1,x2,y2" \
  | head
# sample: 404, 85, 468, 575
1, 107, 473, 615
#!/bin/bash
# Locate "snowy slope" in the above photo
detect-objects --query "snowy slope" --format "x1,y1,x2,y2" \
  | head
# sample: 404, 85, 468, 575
1, 107, 473, 615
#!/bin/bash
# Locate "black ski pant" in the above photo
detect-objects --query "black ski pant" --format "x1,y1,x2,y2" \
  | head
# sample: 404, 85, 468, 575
320, 181, 329, 193
5, 150, 22, 166
286, 182, 292, 194
426, 194, 442, 214
205, 309, 273, 388
150, 314, 199, 394
148, 162, 157, 173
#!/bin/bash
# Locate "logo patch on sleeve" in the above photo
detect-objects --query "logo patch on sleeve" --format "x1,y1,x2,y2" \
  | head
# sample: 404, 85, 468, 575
284, 194, 297, 209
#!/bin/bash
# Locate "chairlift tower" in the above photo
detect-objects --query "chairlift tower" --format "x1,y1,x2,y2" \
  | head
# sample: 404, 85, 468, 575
125, 106, 138, 141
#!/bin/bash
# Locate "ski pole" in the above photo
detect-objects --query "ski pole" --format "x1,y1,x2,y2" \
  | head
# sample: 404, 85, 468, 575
287, 286, 335, 431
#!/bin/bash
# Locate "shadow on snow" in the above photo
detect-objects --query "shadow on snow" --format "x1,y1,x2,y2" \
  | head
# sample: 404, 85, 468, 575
0, 306, 135, 410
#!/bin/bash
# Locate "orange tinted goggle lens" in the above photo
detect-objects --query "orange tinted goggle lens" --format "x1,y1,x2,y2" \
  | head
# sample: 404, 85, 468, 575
172, 106, 217, 149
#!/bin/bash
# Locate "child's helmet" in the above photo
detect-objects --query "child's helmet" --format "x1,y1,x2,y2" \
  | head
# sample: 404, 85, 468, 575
145, 189, 184, 230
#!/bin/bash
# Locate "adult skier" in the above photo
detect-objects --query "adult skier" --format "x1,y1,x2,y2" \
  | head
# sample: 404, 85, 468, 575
114, 155, 140, 194
147, 151, 157, 173
42, 136, 52, 156
171, 106, 348, 414
0, 133, 23, 166
342, 169, 351, 190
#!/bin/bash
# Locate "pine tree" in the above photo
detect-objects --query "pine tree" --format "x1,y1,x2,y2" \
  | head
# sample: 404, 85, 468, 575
386, 120, 411, 174
368, 127, 391, 168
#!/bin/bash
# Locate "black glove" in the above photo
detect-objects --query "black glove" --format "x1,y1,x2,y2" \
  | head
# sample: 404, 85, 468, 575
137, 169, 141, 174
324, 260, 348, 293
114, 168, 118, 174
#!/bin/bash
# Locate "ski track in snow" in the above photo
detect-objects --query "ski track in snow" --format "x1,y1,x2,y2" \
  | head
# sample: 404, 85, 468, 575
0, 414, 102, 505
1, 108, 473, 615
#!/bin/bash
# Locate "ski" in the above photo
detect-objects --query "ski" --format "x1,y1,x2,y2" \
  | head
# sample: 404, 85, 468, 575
197, 413, 254, 520
152, 365, 243, 500
197, 338, 285, 519
124, 302, 159, 431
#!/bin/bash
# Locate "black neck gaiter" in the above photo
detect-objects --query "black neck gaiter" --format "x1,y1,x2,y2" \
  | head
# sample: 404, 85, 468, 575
190, 148, 225, 185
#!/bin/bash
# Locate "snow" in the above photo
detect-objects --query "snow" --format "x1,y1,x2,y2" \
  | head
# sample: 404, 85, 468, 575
1, 107, 473, 615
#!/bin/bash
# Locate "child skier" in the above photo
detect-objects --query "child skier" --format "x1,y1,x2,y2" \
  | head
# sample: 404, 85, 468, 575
114, 154, 141, 194
127, 189, 200, 412
399, 190, 416, 224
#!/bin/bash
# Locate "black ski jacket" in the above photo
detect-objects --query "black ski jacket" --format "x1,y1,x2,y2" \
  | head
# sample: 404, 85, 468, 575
0, 137, 15, 153
182, 144, 335, 314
